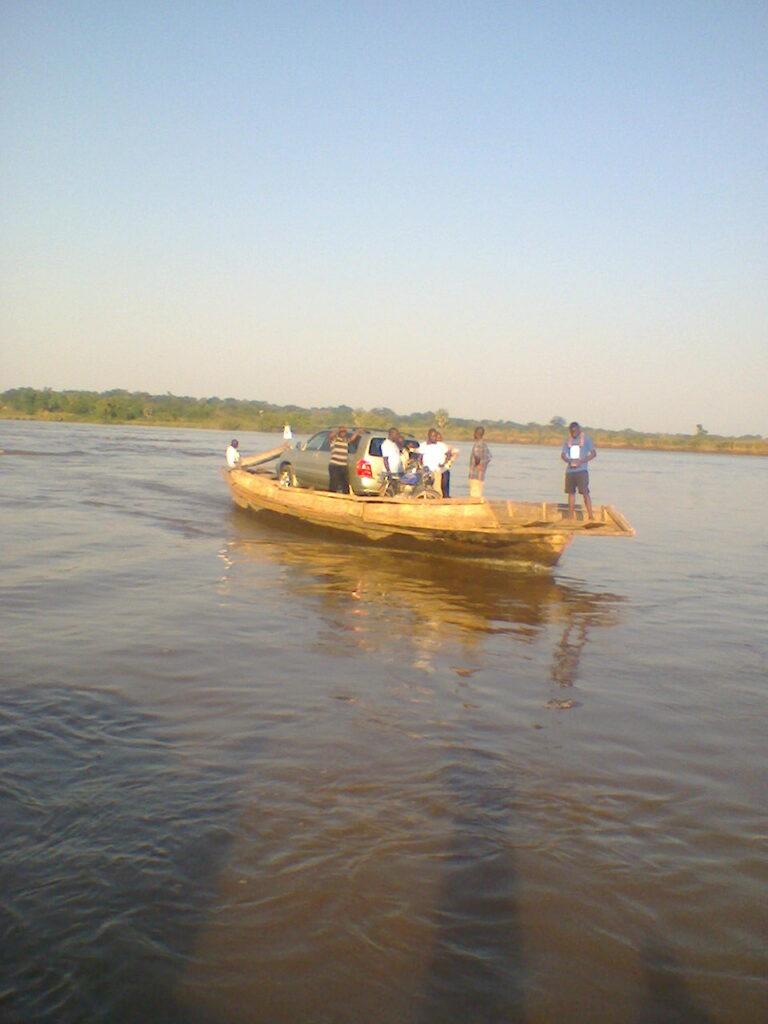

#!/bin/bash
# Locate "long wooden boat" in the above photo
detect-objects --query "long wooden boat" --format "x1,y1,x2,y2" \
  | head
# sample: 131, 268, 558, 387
224, 446, 634, 568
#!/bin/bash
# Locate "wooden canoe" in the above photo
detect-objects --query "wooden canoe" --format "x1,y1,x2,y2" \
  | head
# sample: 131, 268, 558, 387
223, 452, 634, 568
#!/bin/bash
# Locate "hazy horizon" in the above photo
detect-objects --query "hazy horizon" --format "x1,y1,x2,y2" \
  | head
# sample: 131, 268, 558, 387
4, 382, 767, 439
2, 2, 766, 437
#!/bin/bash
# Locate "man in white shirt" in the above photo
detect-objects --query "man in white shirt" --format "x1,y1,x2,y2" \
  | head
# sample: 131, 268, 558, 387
418, 428, 449, 494
225, 439, 241, 469
381, 427, 403, 480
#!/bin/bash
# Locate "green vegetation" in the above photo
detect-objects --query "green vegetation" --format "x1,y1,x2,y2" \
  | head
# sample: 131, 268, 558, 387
2, 387, 766, 455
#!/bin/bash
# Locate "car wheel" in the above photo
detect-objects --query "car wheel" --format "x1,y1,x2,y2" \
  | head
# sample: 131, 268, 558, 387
278, 463, 297, 487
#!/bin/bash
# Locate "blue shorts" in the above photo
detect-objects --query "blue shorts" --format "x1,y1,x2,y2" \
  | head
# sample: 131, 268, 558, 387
565, 471, 589, 495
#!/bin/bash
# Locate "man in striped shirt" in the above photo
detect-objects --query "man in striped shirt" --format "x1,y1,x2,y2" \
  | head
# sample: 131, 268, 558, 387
328, 425, 362, 493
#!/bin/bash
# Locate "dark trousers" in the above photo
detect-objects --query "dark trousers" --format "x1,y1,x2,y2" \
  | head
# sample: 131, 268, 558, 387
329, 463, 350, 493
441, 470, 451, 497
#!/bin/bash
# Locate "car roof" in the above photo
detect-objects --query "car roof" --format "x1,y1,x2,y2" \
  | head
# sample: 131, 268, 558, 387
318, 427, 418, 438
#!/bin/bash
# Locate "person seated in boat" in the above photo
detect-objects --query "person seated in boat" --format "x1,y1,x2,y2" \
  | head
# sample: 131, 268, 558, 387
435, 431, 459, 497
381, 427, 404, 486
225, 439, 241, 469
417, 429, 450, 494
401, 439, 421, 472
561, 421, 596, 519
328, 425, 362, 493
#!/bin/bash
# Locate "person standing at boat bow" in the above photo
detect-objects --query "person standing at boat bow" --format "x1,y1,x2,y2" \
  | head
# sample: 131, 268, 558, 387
561, 421, 596, 519
328, 425, 361, 493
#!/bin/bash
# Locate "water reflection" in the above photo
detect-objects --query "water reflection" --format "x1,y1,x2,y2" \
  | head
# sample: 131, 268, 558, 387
220, 511, 625, 691
165, 518, 629, 1022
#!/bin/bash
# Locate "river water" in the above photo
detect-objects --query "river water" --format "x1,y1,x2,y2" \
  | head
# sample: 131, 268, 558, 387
1, 420, 765, 1024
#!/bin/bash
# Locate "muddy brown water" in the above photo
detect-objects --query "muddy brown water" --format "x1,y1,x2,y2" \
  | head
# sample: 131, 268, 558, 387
1, 421, 765, 1023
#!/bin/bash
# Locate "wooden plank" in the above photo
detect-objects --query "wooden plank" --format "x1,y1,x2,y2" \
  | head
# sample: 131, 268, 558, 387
239, 444, 289, 467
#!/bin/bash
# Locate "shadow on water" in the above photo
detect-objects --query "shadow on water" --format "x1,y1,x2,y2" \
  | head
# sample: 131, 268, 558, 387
635, 935, 716, 1024
417, 750, 526, 1024
0, 686, 247, 1024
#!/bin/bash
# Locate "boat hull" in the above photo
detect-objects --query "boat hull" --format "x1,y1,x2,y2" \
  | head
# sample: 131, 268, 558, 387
224, 469, 634, 568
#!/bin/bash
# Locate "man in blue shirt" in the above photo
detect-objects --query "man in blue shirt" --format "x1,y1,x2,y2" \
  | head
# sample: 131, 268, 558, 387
561, 421, 596, 519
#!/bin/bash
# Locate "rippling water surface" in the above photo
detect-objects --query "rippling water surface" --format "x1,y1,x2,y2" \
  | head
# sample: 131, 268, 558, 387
1, 421, 765, 1023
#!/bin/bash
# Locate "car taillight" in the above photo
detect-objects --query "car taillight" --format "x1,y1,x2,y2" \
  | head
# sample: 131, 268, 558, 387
355, 459, 373, 478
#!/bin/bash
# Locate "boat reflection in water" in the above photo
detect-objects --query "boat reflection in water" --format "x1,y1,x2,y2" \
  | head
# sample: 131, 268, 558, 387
174, 515, 630, 1023
219, 509, 625, 689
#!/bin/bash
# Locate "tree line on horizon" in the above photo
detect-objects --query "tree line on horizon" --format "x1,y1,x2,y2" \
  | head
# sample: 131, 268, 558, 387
1, 386, 765, 455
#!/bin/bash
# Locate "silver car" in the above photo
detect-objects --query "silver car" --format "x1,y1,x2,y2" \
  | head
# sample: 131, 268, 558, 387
276, 429, 417, 496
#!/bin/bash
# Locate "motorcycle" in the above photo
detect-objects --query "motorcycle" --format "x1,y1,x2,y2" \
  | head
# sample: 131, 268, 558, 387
379, 452, 442, 500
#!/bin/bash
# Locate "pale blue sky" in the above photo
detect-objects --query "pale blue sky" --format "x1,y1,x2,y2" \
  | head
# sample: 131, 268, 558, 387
2, 1, 766, 434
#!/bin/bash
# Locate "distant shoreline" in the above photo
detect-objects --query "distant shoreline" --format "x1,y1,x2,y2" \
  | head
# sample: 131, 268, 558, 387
3, 410, 766, 457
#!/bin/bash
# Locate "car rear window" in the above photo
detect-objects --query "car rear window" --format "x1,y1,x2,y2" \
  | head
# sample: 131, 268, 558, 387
366, 435, 419, 457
